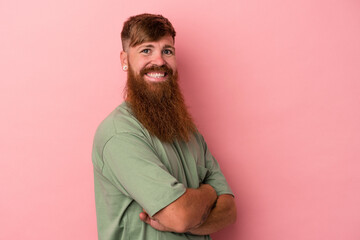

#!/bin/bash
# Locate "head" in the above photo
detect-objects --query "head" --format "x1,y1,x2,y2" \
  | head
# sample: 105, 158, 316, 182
119, 13, 196, 142
120, 13, 177, 85
121, 13, 176, 52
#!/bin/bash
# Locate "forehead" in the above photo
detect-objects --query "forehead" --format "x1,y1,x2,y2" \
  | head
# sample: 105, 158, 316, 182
132, 35, 174, 49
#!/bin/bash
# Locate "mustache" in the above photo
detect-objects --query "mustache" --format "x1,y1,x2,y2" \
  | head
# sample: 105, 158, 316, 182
140, 64, 173, 76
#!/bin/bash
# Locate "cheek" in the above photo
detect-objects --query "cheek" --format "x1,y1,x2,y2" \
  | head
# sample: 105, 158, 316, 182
131, 61, 147, 73
167, 59, 177, 71
129, 54, 147, 71
138, 59, 152, 70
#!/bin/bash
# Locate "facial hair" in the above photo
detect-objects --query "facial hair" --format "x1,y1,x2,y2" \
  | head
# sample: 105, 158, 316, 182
125, 63, 196, 142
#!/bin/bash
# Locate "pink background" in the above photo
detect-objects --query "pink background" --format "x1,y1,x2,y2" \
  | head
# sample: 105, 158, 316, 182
1, 0, 360, 239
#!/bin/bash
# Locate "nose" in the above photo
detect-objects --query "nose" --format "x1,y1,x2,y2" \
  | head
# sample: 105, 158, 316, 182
151, 51, 165, 66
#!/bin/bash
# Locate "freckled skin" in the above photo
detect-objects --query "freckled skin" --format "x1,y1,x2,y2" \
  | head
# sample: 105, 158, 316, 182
121, 35, 177, 83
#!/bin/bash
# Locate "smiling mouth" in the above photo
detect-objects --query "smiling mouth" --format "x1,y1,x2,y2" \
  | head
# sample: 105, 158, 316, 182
145, 72, 168, 81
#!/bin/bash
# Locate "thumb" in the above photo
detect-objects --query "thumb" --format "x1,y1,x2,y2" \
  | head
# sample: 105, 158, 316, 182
139, 211, 150, 223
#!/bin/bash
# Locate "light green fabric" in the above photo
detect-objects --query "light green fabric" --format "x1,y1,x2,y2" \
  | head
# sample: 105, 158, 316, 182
92, 102, 233, 240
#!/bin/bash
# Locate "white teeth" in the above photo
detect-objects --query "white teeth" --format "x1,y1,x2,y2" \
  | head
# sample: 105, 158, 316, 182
147, 72, 165, 78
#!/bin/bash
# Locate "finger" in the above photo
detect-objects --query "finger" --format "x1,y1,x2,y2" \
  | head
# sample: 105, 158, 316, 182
139, 212, 148, 221
139, 212, 152, 224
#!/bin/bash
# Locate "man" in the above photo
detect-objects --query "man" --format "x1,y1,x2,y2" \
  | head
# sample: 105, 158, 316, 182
92, 13, 236, 240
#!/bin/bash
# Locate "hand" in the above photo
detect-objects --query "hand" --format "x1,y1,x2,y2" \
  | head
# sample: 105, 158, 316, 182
139, 209, 172, 232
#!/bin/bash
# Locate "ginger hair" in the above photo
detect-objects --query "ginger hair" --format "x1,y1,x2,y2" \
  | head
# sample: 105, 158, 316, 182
121, 13, 176, 51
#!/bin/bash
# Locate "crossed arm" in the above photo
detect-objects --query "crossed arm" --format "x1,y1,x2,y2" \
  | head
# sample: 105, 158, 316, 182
139, 184, 237, 234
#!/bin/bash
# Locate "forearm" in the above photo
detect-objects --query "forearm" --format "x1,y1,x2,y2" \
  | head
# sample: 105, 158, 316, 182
189, 194, 237, 235
149, 184, 218, 232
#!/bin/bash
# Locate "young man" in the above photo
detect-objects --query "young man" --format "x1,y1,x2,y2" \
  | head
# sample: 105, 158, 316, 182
92, 13, 236, 240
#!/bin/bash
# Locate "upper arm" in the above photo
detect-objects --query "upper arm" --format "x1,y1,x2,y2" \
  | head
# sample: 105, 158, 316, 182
217, 194, 237, 225
218, 194, 236, 211
199, 135, 234, 196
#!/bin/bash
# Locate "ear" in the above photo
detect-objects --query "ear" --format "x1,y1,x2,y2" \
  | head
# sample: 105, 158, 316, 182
120, 51, 128, 71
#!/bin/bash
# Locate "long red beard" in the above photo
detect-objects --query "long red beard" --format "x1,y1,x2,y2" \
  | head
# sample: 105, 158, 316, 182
125, 64, 196, 142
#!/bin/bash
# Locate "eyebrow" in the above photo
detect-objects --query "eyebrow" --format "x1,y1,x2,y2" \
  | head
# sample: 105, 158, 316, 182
140, 44, 155, 49
163, 45, 175, 50
137, 44, 175, 50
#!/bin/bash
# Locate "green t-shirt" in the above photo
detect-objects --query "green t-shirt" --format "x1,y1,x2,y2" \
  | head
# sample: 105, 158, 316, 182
92, 102, 233, 240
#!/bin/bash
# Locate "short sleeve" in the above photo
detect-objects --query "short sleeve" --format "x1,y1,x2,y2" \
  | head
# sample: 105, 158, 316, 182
200, 136, 234, 197
102, 133, 186, 216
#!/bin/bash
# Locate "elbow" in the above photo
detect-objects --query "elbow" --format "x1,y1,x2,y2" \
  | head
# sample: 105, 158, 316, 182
153, 208, 204, 233
172, 222, 191, 233
166, 205, 211, 233
173, 211, 205, 233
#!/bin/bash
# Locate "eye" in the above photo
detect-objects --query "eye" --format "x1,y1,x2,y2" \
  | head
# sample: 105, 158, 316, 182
163, 49, 174, 55
140, 49, 151, 54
